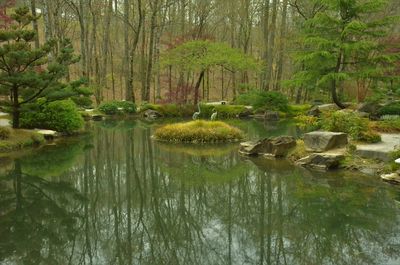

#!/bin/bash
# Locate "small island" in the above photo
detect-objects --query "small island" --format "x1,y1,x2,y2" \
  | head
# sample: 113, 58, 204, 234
153, 120, 244, 143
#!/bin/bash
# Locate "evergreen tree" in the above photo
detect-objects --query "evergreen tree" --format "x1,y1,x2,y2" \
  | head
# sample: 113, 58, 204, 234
0, 6, 89, 128
290, 0, 399, 108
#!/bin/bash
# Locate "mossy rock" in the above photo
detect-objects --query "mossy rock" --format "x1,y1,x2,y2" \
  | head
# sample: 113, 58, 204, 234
153, 120, 244, 143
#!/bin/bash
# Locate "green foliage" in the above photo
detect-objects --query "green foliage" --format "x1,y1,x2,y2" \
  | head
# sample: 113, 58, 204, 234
289, 0, 399, 105
71, 96, 93, 109
20, 100, 84, 133
289, 104, 312, 116
234, 90, 289, 112
0, 7, 88, 128
162, 40, 260, 72
378, 102, 400, 116
0, 127, 11, 139
154, 120, 244, 143
295, 115, 320, 131
321, 111, 381, 143
99, 101, 137, 115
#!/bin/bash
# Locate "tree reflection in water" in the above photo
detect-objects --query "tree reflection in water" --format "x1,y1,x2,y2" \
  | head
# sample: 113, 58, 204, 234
0, 120, 399, 265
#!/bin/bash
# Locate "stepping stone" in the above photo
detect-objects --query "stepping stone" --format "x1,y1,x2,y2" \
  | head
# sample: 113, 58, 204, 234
356, 134, 400, 162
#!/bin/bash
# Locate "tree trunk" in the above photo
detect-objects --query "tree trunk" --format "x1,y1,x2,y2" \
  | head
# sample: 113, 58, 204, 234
144, 1, 158, 102
30, 0, 40, 49
262, 0, 270, 90
265, 0, 278, 90
194, 70, 205, 105
124, 0, 133, 101
332, 51, 346, 109
275, 0, 288, 91
11, 86, 19, 129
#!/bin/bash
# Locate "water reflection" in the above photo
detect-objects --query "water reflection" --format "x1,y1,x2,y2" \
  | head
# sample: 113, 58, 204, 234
0, 120, 399, 265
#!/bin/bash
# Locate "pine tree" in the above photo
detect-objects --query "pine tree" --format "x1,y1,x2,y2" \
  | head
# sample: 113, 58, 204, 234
0, 7, 87, 128
290, 0, 399, 108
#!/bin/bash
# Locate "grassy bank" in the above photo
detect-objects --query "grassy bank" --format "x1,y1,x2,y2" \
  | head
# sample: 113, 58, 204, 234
0, 128, 45, 153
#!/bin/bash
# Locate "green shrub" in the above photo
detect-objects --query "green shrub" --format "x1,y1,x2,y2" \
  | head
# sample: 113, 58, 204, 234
294, 115, 320, 131
378, 102, 400, 116
154, 120, 244, 143
20, 100, 84, 133
99, 101, 136, 115
234, 90, 289, 112
288, 104, 312, 116
99, 102, 119, 115
0, 127, 11, 139
72, 96, 93, 109
321, 111, 380, 143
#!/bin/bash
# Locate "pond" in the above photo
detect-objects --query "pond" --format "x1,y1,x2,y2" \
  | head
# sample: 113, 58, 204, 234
1, 119, 400, 265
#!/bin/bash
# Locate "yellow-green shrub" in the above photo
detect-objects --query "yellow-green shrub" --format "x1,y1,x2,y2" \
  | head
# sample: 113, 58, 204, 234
153, 120, 244, 143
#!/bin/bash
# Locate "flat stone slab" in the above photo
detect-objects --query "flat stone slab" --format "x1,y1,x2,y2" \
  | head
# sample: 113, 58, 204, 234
304, 131, 348, 152
356, 134, 400, 162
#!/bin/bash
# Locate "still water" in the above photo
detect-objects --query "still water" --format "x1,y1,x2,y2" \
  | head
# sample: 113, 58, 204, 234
1, 119, 400, 265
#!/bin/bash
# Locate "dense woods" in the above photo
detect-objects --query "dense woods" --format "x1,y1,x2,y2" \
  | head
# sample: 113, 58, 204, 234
1, 0, 398, 106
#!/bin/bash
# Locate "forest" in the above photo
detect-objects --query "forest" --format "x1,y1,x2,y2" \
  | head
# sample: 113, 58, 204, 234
1, 0, 398, 107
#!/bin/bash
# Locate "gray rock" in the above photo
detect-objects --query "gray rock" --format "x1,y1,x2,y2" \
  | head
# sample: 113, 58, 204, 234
238, 109, 253, 118
296, 153, 345, 170
240, 136, 296, 157
143, 109, 161, 119
304, 131, 348, 152
307, 106, 321, 117
356, 134, 400, 162
265, 111, 280, 121
357, 102, 382, 115
381, 173, 400, 184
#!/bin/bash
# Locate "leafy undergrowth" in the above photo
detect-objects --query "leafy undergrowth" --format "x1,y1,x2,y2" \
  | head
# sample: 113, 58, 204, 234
370, 119, 400, 133
0, 128, 45, 152
153, 120, 244, 143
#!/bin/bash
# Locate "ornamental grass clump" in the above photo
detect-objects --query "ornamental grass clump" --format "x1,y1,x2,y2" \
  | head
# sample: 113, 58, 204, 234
154, 120, 244, 143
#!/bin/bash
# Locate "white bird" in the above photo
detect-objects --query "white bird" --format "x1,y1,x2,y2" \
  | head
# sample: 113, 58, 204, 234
210, 109, 218, 121
192, 103, 201, 120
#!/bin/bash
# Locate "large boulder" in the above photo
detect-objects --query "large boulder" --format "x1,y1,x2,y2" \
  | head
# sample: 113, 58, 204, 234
240, 136, 296, 157
296, 153, 345, 170
265, 111, 280, 121
304, 131, 348, 152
